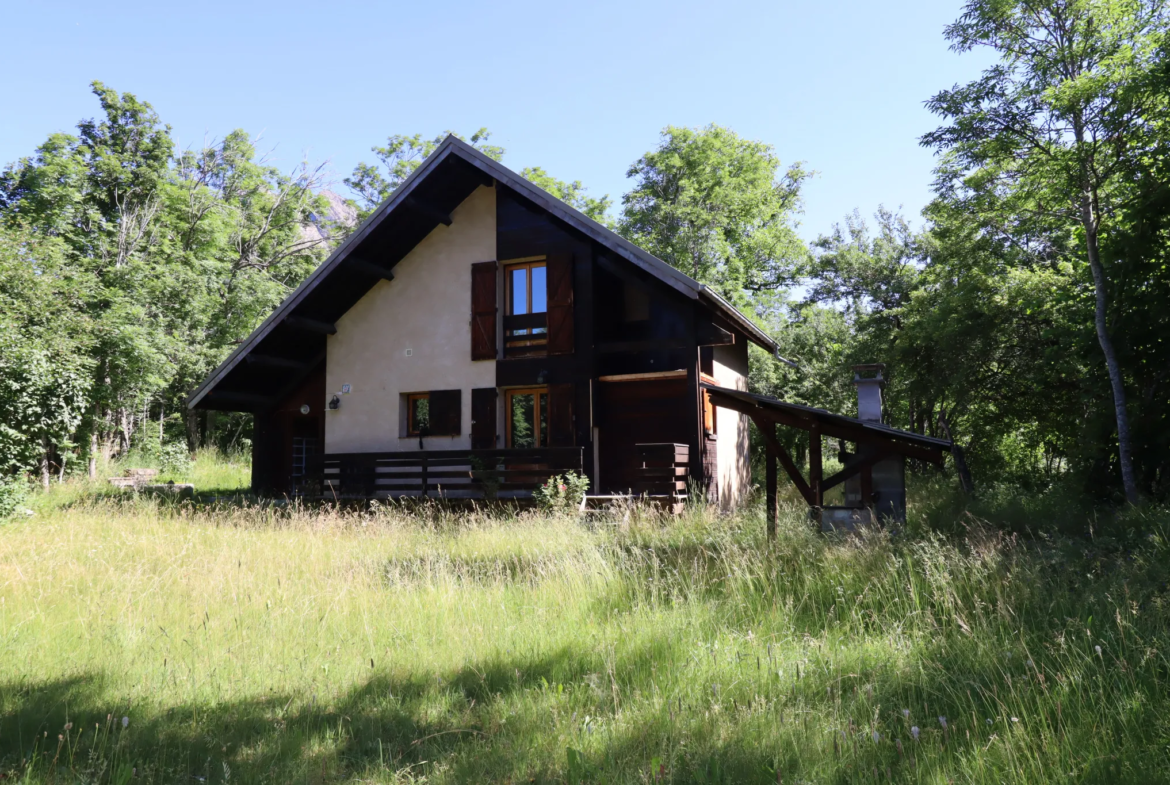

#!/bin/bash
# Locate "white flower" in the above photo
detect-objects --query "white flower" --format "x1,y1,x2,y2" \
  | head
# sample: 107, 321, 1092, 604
938, 716, 947, 729
872, 731, 880, 743
902, 709, 910, 719
121, 716, 129, 728
1095, 645, 1103, 657
911, 726, 920, 740
1011, 716, 1019, 723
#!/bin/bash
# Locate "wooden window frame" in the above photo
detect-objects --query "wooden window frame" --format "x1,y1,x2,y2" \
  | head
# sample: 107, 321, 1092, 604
406, 393, 431, 437
504, 258, 548, 352
505, 387, 549, 448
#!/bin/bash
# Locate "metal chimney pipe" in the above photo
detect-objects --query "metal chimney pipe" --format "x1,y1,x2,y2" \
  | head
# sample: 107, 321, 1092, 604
852, 363, 886, 423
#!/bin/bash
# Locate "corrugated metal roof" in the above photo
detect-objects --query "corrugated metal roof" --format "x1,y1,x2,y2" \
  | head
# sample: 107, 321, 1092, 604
701, 383, 953, 451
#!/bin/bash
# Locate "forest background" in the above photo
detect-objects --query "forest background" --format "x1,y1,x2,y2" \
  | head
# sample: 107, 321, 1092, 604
2, 0, 1169, 510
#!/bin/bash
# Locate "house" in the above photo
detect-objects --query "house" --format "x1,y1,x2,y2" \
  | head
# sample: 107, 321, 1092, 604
186, 136, 787, 507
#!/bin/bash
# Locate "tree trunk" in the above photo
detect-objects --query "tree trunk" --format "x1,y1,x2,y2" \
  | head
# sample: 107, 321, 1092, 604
1081, 194, 1139, 505
185, 408, 200, 452
88, 403, 99, 479
40, 438, 51, 490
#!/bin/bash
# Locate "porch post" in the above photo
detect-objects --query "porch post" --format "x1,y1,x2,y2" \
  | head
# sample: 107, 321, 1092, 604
809, 423, 823, 509
766, 423, 778, 540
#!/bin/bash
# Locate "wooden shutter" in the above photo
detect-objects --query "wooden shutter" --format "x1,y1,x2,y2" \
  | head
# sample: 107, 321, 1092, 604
548, 383, 574, 447
470, 261, 497, 360
546, 253, 574, 355
429, 389, 462, 436
470, 387, 498, 449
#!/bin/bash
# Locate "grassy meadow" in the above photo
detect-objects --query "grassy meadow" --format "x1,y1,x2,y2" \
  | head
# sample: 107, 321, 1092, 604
3, 457, 1170, 783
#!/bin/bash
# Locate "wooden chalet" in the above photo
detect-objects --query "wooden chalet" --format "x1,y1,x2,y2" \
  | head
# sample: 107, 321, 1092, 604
187, 136, 781, 506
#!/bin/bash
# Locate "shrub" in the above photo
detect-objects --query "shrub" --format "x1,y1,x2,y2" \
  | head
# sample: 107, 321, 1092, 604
533, 471, 590, 514
0, 475, 30, 522
159, 441, 193, 476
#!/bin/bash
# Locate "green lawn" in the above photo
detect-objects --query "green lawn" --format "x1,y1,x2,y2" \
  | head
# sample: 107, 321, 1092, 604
2, 481, 1170, 783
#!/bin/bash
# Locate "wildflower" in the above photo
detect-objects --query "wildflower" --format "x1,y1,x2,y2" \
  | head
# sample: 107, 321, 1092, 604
896, 739, 904, 756
1095, 645, 1103, 657
64, 723, 72, 731
1026, 659, 1034, 669
1011, 717, 1019, 723
872, 731, 880, 743
122, 716, 129, 729
986, 718, 992, 725
902, 709, 910, 719
559, 484, 566, 493
911, 726, 920, 740
938, 716, 947, 730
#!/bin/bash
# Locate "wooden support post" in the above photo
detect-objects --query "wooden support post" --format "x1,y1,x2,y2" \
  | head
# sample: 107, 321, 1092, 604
809, 424, 823, 508
860, 464, 874, 508
766, 423, 778, 540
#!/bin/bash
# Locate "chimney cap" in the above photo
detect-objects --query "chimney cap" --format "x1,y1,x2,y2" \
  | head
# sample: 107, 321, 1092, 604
853, 363, 886, 387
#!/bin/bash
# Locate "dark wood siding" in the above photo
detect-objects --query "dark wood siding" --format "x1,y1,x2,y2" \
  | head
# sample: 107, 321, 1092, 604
471, 387, 498, 449
546, 253, 574, 355
471, 261, 497, 360
548, 383, 574, 446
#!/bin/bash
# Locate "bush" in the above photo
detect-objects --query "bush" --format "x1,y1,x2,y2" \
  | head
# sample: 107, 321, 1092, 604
159, 441, 193, 476
0, 475, 30, 522
533, 471, 590, 514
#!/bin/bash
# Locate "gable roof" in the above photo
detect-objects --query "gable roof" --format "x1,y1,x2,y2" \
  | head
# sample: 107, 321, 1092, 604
187, 136, 783, 411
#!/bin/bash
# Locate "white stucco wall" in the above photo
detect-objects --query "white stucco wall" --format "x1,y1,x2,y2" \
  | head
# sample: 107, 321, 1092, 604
713, 343, 751, 509
324, 185, 496, 453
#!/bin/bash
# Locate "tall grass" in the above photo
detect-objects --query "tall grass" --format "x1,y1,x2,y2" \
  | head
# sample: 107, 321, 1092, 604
2, 484, 1169, 783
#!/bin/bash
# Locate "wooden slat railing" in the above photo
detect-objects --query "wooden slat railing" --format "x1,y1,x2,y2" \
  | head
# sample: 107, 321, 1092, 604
634, 443, 689, 498
303, 447, 583, 500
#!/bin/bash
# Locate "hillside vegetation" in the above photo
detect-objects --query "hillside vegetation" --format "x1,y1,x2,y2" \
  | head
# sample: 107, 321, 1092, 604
3, 471, 1169, 784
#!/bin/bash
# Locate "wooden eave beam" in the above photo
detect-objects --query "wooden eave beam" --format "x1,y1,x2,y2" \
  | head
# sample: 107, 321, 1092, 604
283, 316, 337, 335
696, 320, 735, 346
345, 258, 395, 281
749, 412, 814, 506
246, 354, 311, 371
707, 390, 948, 466
405, 197, 452, 226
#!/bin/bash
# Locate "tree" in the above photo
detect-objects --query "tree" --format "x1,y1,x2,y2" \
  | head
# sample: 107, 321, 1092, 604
619, 124, 811, 309
922, 0, 1170, 503
345, 129, 504, 217
0, 225, 94, 484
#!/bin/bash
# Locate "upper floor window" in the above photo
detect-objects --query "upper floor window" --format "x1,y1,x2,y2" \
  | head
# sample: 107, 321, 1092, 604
504, 259, 547, 353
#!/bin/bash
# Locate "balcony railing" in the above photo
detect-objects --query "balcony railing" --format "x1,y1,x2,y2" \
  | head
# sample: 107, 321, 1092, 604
303, 447, 583, 500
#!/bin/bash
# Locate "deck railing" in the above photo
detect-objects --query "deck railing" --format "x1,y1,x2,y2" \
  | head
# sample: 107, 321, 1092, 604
303, 447, 584, 500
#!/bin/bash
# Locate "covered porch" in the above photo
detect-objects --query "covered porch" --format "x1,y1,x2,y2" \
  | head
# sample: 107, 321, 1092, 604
702, 384, 953, 535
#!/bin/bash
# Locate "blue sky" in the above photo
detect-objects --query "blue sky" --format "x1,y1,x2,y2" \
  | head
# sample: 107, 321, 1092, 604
3, 0, 993, 240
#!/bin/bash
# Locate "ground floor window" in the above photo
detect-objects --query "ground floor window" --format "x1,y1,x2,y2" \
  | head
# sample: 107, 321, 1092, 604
506, 387, 548, 448
407, 393, 430, 436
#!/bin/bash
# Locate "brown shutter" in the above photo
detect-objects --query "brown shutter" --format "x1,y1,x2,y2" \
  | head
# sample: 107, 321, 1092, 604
470, 387, 498, 449
546, 253, 574, 355
470, 261, 497, 360
429, 389, 462, 436
548, 383, 574, 447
